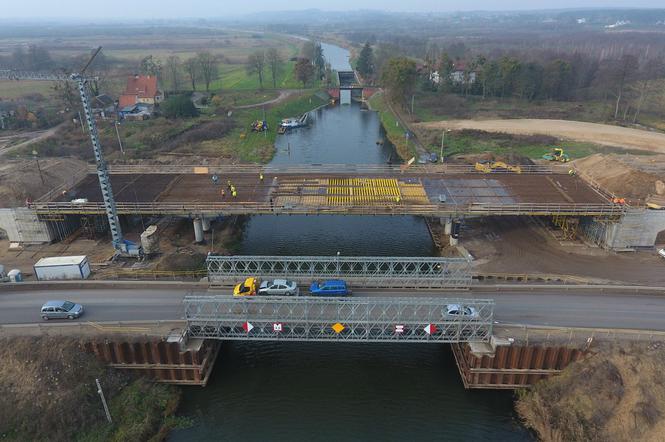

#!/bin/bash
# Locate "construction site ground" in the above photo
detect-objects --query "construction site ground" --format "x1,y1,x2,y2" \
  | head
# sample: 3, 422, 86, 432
417, 119, 665, 154
464, 216, 665, 286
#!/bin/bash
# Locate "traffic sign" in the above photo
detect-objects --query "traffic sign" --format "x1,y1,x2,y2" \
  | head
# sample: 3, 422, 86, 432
332, 322, 345, 334
424, 324, 437, 335
395, 324, 405, 334
273, 323, 283, 332
243, 321, 254, 333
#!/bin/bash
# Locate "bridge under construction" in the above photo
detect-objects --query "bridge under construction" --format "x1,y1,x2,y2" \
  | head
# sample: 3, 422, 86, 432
32, 164, 622, 217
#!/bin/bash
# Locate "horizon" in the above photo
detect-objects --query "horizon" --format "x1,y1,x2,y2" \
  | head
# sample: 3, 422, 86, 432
2, 2, 665, 21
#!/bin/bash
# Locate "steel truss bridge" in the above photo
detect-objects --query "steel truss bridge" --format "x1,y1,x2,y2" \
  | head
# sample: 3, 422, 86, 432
206, 255, 472, 289
184, 296, 494, 343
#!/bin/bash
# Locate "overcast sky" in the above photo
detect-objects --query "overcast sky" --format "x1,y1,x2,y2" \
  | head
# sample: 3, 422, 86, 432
3, 0, 663, 20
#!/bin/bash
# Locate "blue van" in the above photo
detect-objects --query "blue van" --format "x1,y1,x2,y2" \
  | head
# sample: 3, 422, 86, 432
309, 280, 351, 296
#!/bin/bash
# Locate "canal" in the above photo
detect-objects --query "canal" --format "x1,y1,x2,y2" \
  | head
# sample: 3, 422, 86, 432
169, 42, 531, 441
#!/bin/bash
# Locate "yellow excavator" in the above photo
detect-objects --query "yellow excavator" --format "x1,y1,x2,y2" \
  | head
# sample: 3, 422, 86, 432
543, 147, 570, 162
474, 160, 522, 174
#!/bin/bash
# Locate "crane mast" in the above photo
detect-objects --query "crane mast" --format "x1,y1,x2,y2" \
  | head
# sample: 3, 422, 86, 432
0, 47, 140, 256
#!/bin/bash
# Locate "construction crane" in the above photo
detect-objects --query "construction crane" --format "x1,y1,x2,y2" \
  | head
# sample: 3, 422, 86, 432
0, 47, 141, 256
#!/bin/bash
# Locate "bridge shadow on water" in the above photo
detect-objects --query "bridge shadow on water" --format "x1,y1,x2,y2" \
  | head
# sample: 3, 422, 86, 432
168, 342, 532, 441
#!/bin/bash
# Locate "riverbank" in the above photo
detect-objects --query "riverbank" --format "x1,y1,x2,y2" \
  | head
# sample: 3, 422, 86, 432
516, 342, 665, 441
367, 92, 417, 161
0, 337, 183, 442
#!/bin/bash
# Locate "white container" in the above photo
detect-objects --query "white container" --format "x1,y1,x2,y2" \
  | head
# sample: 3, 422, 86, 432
33, 255, 91, 281
7, 269, 22, 282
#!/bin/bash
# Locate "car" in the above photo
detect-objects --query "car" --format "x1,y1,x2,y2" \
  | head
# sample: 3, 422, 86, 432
309, 279, 351, 296
233, 277, 258, 297
41, 300, 83, 320
258, 279, 299, 296
658, 248, 665, 259
445, 304, 479, 319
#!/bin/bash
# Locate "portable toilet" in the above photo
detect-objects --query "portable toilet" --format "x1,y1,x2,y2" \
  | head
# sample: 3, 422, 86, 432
8, 269, 22, 283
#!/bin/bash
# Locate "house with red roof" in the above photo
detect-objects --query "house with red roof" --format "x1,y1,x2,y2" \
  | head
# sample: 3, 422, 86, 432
118, 75, 163, 109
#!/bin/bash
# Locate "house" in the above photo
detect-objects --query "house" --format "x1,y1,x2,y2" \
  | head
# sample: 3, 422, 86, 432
118, 103, 152, 121
91, 94, 116, 119
429, 62, 477, 86
118, 75, 163, 110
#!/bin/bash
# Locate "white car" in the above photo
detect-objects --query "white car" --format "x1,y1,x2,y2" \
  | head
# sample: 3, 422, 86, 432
658, 249, 665, 259
445, 304, 479, 319
258, 279, 299, 296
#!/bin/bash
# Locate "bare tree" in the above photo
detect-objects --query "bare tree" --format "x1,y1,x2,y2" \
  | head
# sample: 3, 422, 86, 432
246, 50, 266, 89
184, 57, 198, 91
165, 55, 181, 92
197, 51, 219, 92
266, 48, 282, 89
632, 57, 665, 123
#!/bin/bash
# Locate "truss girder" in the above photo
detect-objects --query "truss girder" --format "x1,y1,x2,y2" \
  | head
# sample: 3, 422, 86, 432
184, 296, 494, 343
206, 255, 472, 289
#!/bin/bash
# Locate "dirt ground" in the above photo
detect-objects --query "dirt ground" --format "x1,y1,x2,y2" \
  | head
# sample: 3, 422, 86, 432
417, 119, 665, 154
573, 153, 665, 204
0, 157, 88, 207
463, 216, 665, 285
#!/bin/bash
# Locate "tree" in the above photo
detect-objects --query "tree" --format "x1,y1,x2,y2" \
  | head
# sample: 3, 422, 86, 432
266, 48, 282, 89
26, 45, 53, 70
52, 79, 76, 109
184, 57, 199, 91
294, 58, 315, 87
381, 57, 417, 108
301, 41, 316, 61
437, 52, 454, 93
542, 60, 572, 100
165, 55, 181, 92
161, 95, 199, 118
139, 55, 162, 77
356, 42, 375, 79
246, 50, 266, 89
197, 51, 218, 92
313, 43, 325, 78
632, 57, 665, 123
498, 56, 521, 98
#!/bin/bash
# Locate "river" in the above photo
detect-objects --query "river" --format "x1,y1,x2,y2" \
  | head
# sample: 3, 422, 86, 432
169, 42, 531, 441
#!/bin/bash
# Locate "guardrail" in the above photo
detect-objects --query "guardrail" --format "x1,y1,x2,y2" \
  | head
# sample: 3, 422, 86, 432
31, 200, 624, 217
98, 163, 571, 176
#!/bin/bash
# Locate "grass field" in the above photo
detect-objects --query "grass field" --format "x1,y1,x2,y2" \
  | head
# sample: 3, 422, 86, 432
0, 80, 56, 99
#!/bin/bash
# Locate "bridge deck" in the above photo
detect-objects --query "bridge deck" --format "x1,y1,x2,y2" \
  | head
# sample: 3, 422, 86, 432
35, 166, 620, 216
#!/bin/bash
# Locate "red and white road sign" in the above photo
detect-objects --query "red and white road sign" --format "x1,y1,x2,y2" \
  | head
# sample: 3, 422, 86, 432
395, 324, 405, 334
424, 324, 437, 335
243, 321, 254, 333
273, 323, 283, 332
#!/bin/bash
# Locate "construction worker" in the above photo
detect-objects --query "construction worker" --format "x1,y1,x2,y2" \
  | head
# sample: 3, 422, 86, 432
396, 196, 401, 204
568, 169, 576, 176
227, 180, 232, 189
259, 172, 264, 182
232, 189, 238, 198
221, 188, 226, 198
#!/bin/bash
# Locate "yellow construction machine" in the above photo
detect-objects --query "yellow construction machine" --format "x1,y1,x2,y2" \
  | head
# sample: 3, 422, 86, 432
474, 160, 522, 174
543, 147, 570, 162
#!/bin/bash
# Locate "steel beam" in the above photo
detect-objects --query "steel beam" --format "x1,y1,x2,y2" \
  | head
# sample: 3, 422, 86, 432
206, 255, 473, 289
184, 296, 494, 343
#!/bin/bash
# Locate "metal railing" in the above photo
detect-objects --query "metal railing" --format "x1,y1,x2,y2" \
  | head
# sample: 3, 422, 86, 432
99, 163, 570, 175
31, 200, 624, 217
184, 296, 494, 343
206, 255, 473, 289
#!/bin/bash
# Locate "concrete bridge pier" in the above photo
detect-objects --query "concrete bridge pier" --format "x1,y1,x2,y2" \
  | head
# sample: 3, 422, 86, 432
441, 217, 453, 235
193, 218, 204, 243
201, 217, 211, 232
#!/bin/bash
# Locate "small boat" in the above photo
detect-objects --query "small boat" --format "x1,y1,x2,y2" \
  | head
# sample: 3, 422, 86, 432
280, 113, 308, 129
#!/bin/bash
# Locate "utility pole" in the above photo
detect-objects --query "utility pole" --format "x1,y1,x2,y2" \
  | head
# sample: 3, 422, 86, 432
411, 94, 415, 116
95, 378, 112, 423
440, 129, 451, 163
32, 150, 45, 185
114, 121, 125, 155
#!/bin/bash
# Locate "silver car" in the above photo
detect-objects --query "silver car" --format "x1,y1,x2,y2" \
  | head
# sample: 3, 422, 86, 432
258, 279, 299, 296
41, 300, 84, 320
445, 304, 479, 319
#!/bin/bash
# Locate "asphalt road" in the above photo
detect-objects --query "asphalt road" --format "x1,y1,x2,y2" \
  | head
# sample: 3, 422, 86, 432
1, 287, 664, 331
